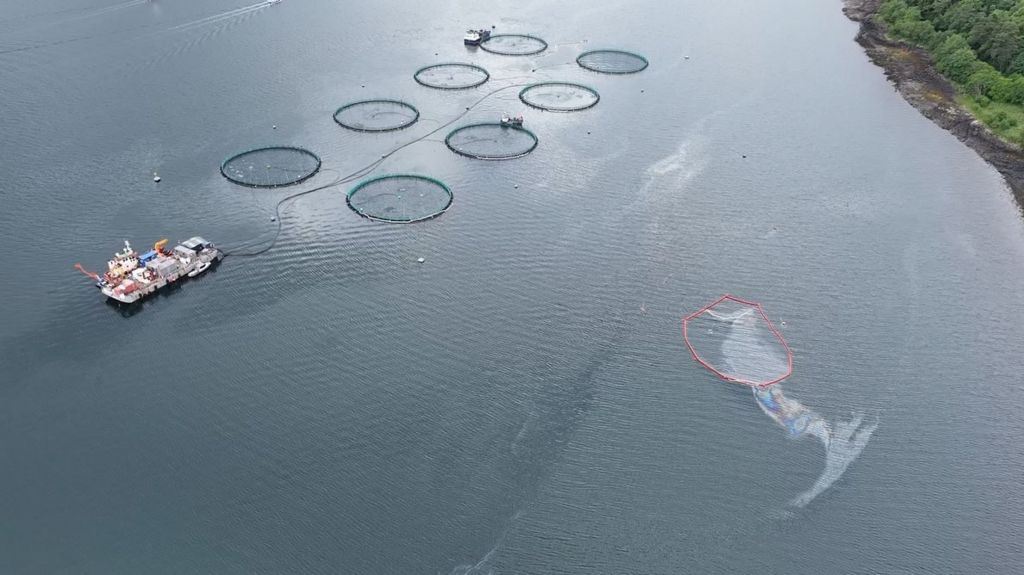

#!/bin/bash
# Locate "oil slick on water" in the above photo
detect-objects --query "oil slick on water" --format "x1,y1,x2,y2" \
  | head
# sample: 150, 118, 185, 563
712, 306, 878, 508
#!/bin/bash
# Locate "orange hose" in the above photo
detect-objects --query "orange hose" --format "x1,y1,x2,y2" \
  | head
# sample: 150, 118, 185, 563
74, 263, 99, 281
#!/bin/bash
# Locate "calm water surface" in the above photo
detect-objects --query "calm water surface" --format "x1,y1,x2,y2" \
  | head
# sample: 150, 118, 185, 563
2, 0, 1023, 573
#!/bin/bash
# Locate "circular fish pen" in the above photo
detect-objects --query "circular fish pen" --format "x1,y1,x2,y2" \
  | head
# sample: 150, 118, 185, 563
413, 63, 490, 90
479, 34, 548, 56
518, 82, 600, 112
444, 123, 539, 160
576, 49, 649, 74
333, 99, 420, 132
347, 174, 453, 223
220, 146, 321, 188
682, 295, 793, 388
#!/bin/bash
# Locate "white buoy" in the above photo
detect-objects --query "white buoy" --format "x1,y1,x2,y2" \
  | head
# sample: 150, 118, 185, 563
153, 173, 161, 182
417, 257, 425, 263
272, 125, 277, 129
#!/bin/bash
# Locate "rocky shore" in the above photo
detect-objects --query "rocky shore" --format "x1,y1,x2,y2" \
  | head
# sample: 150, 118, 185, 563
843, 0, 1024, 208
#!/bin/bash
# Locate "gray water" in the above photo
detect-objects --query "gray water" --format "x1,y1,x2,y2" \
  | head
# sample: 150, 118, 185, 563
2, 0, 1023, 573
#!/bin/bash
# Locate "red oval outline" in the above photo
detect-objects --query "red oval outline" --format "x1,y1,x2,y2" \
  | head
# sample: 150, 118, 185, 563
682, 294, 793, 388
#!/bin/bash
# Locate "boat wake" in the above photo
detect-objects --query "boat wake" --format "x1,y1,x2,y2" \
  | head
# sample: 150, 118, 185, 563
68, 0, 149, 19
444, 510, 521, 575
710, 308, 878, 508
165, 1, 274, 34
114, 0, 276, 74
446, 542, 499, 575
0, 0, 271, 57
0, 0, 147, 30
0, 0, 152, 56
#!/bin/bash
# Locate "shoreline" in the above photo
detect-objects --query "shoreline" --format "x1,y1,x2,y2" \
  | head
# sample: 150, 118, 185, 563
842, 0, 1024, 210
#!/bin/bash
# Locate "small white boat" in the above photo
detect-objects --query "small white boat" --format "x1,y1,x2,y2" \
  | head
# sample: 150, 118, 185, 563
500, 115, 524, 127
188, 260, 211, 278
464, 29, 491, 45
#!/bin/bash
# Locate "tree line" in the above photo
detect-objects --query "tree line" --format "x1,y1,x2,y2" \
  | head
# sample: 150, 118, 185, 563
880, 0, 1024, 108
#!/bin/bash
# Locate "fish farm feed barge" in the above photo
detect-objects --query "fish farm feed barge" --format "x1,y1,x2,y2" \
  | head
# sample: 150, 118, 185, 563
76, 237, 223, 304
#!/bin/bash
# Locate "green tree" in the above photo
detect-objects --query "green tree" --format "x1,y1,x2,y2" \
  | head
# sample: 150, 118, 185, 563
1008, 51, 1024, 74
934, 33, 973, 61
966, 62, 1003, 95
880, 0, 914, 23
895, 17, 939, 44
988, 74, 1024, 103
945, 0, 987, 34
938, 47, 982, 82
971, 11, 1023, 71
1006, 75, 1024, 104
919, 0, 953, 22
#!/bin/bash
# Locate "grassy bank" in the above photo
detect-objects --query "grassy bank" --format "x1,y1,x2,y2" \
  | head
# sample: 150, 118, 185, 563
959, 95, 1024, 144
